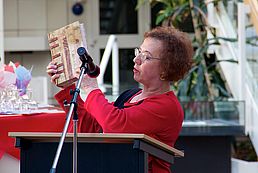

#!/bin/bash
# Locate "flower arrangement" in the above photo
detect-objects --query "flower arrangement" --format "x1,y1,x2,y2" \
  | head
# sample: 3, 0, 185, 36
0, 61, 36, 113
0, 61, 32, 96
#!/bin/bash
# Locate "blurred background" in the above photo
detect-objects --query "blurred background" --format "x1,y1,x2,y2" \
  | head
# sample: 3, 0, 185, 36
0, 0, 257, 173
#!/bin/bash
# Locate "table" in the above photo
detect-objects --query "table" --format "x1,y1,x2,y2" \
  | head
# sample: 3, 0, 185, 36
0, 111, 66, 160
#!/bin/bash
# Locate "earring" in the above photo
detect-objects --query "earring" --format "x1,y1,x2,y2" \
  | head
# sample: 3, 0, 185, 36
160, 73, 166, 81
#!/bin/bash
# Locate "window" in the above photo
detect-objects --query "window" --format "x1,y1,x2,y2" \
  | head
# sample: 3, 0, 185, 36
99, 0, 138, 34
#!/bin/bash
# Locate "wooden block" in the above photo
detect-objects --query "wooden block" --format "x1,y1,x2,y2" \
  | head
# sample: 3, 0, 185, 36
48, 21, 86, 87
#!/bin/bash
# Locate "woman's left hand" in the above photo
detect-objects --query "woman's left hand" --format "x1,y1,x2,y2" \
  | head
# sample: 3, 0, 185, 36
75, 68, 99, 96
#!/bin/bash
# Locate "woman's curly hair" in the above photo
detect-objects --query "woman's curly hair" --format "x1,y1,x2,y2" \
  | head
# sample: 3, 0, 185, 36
144, 26, 193, 82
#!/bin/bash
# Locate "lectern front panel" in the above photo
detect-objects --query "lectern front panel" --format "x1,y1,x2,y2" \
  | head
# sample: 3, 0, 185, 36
20, 141, 146, 173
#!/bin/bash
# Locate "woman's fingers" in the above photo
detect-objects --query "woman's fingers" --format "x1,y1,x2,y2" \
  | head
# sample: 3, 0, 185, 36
50, 74, 60, 83
46, 61, 59, 76
75, 67, 81, 78
46, 68, 57, 75
46, 61, 61, 85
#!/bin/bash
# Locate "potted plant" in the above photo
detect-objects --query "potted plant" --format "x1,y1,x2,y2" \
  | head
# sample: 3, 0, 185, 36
232, 136, 258, 173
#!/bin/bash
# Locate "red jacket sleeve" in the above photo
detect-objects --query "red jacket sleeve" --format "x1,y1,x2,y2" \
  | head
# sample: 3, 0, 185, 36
55, 85, 102, 133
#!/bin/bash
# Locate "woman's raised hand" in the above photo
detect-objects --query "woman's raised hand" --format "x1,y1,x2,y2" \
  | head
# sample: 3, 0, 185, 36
46, 61, 60, 86
75, 67, 99, 97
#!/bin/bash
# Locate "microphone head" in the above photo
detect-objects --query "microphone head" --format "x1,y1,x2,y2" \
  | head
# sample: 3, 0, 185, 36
77, 47, 86, 56
77, 47, 99, 78
77, 47, 89, 62
88, 65, 100, 78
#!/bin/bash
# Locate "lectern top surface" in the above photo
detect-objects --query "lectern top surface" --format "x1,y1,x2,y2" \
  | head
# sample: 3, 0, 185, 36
9, 132, 184, 157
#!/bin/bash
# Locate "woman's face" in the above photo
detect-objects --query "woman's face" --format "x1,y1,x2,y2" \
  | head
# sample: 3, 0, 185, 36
133, 37, 163, 86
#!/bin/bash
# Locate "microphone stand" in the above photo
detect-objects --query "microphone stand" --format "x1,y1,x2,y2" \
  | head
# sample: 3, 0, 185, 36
49, 54, 89, 173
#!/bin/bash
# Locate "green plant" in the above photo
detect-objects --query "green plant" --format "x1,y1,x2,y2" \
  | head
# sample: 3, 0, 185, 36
232, 136, 258, 161
137, 0, 237, 101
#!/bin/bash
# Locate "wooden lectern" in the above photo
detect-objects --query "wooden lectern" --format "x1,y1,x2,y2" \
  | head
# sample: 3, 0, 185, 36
9, 132, 184, 173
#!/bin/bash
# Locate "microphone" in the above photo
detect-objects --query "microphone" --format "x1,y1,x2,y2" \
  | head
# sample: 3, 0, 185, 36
77, 47, 100, 78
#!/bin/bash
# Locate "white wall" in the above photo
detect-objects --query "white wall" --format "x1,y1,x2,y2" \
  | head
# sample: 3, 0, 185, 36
232, 158, 258, 173
0, 154, 19, 173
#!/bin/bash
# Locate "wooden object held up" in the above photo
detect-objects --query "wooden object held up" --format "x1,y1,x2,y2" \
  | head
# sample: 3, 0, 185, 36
48, 21, 87, 87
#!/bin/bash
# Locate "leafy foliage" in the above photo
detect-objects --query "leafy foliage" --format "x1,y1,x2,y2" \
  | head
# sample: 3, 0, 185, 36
233, 137, 258, 161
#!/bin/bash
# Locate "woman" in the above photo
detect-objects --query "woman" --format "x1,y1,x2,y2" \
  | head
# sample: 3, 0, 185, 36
47, 26, 193, 173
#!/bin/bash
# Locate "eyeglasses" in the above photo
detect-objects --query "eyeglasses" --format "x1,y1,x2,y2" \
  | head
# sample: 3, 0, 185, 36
134, 47, 161, 62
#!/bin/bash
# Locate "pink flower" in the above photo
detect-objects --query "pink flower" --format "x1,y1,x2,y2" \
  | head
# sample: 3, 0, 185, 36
4, 62, 20, 73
